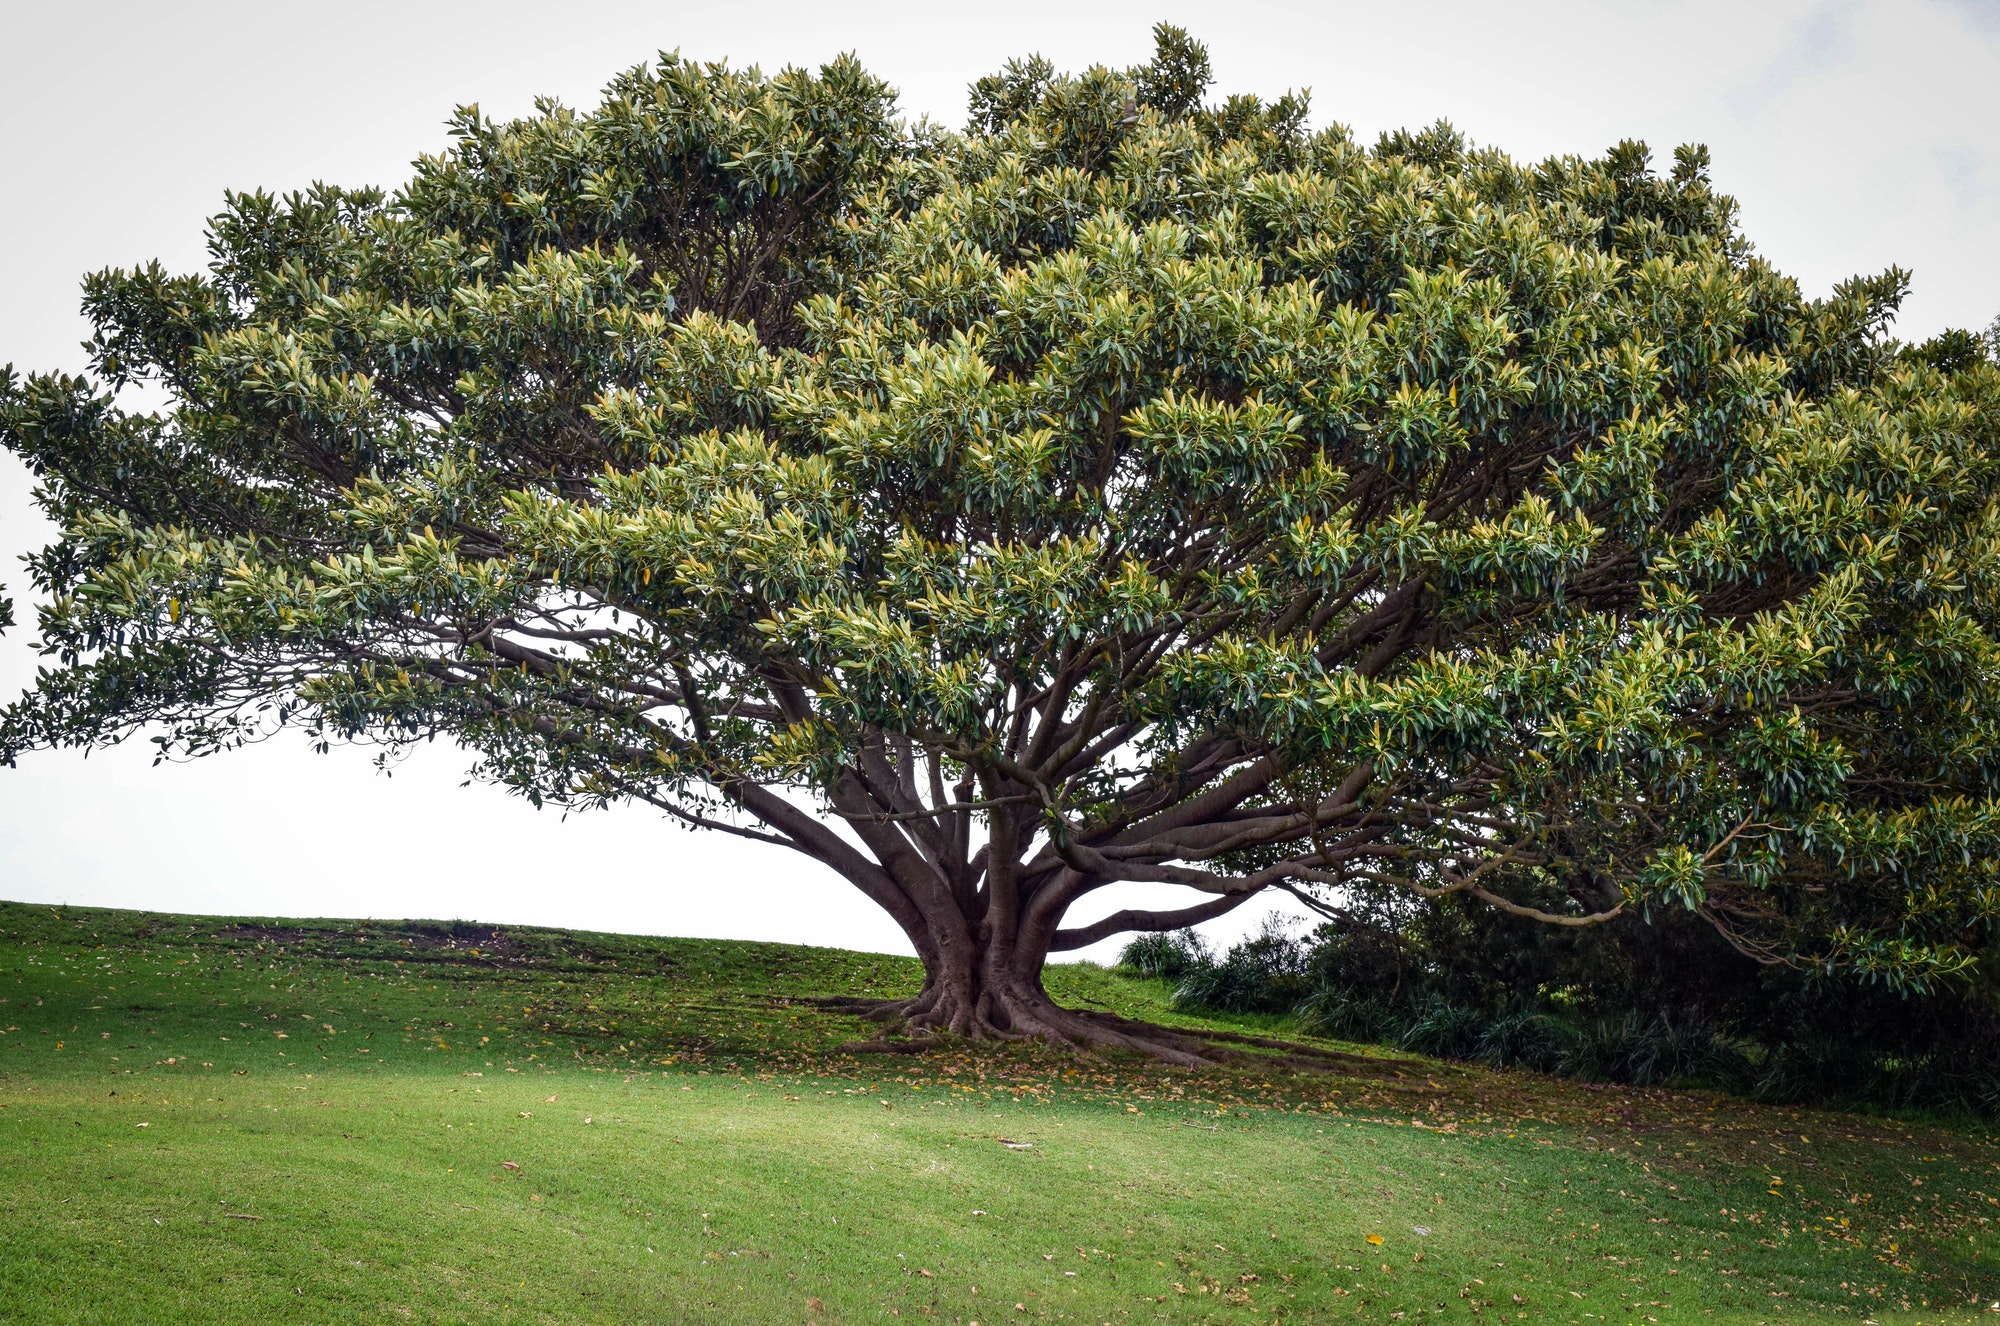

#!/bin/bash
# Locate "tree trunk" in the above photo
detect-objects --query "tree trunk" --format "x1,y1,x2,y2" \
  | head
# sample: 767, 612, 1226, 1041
804, 766, 1277, 1067
898, 928, 1062, 1038
864, 901, 1223, 1068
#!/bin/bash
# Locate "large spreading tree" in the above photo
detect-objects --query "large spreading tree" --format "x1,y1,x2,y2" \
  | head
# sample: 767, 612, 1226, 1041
6, 29, 2000, 1062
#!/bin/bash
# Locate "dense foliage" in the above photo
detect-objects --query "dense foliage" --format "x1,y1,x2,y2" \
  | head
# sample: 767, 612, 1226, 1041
1130, 870, 2000, 1115
5, 28, 1999, 1055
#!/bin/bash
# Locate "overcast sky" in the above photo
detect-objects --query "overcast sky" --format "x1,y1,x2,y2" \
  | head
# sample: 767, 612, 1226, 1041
3, 0, 1997, 956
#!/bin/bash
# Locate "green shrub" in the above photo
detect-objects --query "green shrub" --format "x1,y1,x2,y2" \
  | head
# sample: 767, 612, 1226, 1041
1139, 909, 2000, 1113
1116, 931, 1212, 982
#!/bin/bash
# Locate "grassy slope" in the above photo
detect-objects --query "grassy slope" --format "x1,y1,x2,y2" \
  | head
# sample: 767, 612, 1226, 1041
1, 901, 1995, 1325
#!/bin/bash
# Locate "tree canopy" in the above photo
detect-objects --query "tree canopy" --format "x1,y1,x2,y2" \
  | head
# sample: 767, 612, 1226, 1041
5, 27, 1999, 1059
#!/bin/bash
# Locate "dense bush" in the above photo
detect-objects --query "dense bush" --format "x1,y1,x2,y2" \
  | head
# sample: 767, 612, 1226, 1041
1116, 931, 1212, 983
1169, 922, 1313, 1014
1121, 893, 2000, 1114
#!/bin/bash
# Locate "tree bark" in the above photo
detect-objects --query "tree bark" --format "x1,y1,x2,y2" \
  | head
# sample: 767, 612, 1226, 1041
853, 876, 1236, 1068
786, 756, 1277, 1065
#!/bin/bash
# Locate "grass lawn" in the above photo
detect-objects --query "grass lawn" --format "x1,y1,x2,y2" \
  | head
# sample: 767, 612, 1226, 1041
1, 900, 1996, 1325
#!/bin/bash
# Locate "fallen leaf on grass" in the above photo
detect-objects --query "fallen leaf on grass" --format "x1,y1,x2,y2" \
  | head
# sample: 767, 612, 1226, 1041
501, 1161, 521, 1171
997, 1138, 1033, 1150
222, 1213, 262, 1221
1366, 1234, 1383, 1246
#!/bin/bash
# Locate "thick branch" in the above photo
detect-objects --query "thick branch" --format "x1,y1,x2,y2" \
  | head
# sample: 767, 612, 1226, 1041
1048, 890, 1261, 951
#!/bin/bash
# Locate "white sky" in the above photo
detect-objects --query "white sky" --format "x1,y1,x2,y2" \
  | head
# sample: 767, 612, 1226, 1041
3, 0, 1997, 957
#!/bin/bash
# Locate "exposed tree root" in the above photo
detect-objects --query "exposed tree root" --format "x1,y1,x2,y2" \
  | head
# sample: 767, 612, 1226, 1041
797, 989, 1385, 1074
795, 992, 1203, 1068
789, 995, 908, 1022
1067, 1010, 1405, 1075
831, 1036, 941, 1054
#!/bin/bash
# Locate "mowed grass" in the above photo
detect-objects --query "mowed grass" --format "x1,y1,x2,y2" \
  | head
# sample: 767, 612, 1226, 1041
2, 901, 1997, 1325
